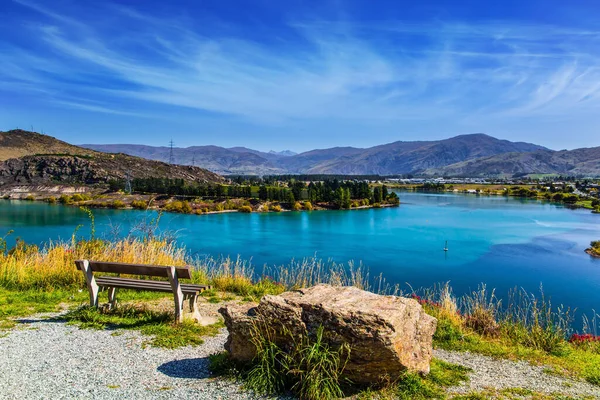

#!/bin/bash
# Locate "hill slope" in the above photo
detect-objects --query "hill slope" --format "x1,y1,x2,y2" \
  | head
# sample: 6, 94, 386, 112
423, 147, 600, 177
0, 130, 95, 161
0, 130, 223, 187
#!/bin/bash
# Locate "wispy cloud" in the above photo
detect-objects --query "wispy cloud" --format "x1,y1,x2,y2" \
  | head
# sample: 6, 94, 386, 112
3, 0, 600, 131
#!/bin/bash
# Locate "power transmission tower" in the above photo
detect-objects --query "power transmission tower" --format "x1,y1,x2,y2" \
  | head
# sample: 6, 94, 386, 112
168, 139, 175, 165
125, 171, 132, 194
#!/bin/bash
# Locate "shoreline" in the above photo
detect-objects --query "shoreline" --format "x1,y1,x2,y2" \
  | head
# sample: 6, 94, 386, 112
585, 248, 600, 258
0, 195, 399, 216
389, 186, 600, 213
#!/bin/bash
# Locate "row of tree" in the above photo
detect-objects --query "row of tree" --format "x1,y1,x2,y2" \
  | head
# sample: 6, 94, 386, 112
108, 177, 399, 208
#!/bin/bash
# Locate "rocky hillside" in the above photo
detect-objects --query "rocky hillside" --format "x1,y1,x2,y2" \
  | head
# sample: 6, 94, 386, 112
0, 130, 223, 187
84, 133, 547, 175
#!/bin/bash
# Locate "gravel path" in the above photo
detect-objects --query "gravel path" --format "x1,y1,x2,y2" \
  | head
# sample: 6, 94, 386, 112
435, 348, 600, 398
1, 314, 599, 399
0, 314, 263, 400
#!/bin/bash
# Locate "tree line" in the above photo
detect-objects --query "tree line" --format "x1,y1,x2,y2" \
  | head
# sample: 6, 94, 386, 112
108, 177, 399, 209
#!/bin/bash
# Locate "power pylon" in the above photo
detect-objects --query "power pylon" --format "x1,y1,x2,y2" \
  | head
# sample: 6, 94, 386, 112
168, 139, 175, 165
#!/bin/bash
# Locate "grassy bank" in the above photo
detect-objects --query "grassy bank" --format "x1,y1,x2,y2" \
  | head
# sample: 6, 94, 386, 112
587, 241, 600, 258
1, 234, 599, 397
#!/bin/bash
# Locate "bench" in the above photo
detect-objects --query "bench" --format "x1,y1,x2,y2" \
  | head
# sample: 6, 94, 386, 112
75, 260, 211, 323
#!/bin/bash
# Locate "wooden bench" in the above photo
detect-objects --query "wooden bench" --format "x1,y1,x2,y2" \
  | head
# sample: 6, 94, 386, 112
75, 260, 211, 323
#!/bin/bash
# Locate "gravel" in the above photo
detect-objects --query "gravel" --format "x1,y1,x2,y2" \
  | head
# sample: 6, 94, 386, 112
1, 314, 598, 399
434, 348, 600, 398
0, 313, 265, 400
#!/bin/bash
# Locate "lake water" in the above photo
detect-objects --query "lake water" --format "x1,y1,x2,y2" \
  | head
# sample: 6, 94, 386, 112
1, 192, 599, 319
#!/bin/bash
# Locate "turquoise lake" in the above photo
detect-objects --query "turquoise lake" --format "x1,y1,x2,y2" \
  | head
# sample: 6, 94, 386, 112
1, 192, 599, 319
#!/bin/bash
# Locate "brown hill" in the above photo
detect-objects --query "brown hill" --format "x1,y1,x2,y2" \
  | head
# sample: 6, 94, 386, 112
0, 130, 223, 187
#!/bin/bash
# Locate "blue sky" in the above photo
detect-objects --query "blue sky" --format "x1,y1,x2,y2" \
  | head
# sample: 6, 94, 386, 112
1, 0, 600, 152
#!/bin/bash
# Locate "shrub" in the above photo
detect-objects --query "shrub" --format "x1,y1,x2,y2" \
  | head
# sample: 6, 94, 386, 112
58, 195, 72, 204
164, 200, 192, 213
303, 201, 313, 211
271, 205, 282, 212
239, 205, 253, 213
110, 200, 126, 209
46, 196, 57, 204
25, 194, 35, 201
71, 194, 85, 202
131, 200, 148, 210
262, 204, 270, 212
292, 202, 302, 211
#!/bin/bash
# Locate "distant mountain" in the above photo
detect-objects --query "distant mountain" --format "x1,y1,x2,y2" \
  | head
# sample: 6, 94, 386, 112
269, 150, 297, 157
0, 130, 223, 187
82, 133, 553, 176
301, 134, 547, 175
83, 144, 286, 175
423, 146, 600, 177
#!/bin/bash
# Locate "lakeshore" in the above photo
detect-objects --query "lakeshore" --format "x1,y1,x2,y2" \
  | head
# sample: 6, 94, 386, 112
1, 191, 599, 321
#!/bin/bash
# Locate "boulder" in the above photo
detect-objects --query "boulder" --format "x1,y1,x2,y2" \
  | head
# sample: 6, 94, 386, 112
219, 284, 437, 384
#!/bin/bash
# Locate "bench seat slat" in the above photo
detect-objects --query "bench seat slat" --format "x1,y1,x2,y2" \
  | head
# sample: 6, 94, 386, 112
94, 276, 211, 291
95, 277, 207, 295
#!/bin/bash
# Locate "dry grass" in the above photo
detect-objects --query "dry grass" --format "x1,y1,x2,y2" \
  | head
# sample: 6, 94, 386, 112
0, 237, 186, 290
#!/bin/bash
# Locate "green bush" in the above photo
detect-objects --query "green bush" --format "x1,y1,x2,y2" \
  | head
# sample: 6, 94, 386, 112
46, 196, 57, 204
71, 194, 85, 202
239, 205, 253, 213
271, 205, 282, 212
24, 194, 35, 201
131, 200, 148, 210
164, 200, 192, 213
111, 200, 126, 209
58, 195, 72, 204
303, 201, 313, 211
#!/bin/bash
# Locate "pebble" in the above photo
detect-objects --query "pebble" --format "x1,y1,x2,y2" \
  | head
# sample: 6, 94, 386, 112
1, 314, 598, 399
434, 348, 600, 398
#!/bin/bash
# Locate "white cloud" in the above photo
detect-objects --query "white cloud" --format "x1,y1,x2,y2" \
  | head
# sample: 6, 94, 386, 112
3, 0, 600, 130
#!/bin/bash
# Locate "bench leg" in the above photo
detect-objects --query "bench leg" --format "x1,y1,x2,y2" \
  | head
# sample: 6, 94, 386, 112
76, 260, 99, 308
107, 287, 117, 310
189, 295, 202, 322
166, 266, 184, 323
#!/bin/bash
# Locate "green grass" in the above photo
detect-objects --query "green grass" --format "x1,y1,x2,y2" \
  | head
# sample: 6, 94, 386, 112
431, 310, 600, 387
62, 304, 224, 349
0, 288, 87, 326
575, 200, 594, 209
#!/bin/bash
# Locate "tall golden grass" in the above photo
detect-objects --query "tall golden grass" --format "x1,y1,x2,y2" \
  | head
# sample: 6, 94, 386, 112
0, 238, 187, 290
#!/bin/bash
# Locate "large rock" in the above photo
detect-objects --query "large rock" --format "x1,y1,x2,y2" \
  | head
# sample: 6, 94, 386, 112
219, 284, 437, 384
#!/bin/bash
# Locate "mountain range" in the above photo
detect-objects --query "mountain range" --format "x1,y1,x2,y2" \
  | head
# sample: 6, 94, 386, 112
3, 130, 599, 179
84, 133, 597, 177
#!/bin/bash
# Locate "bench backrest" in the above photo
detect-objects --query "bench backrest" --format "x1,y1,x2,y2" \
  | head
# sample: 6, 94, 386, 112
75, 260, 193, 280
